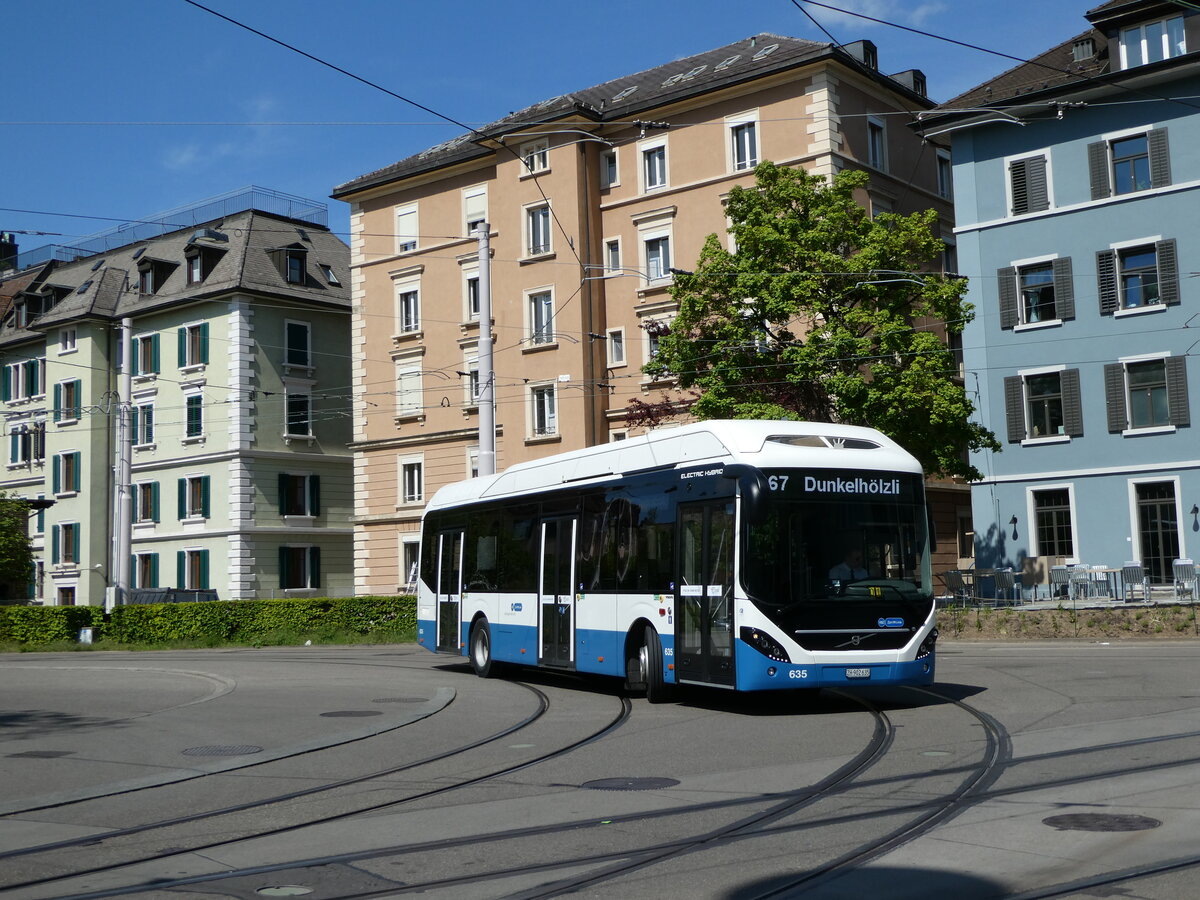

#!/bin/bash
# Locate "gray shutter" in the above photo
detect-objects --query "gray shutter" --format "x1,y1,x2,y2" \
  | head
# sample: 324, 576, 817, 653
998, 267, 1018, 329
1052, 257, 1074, 321
1104, 363, 1127, 432
1025, 155, 1049, 212
1156, 239, 1179, 306
1166, 356, 1189, 427
1004, 376, 1026, 443
1061, 369, 1083, 436
1148, 128, 1171, 189
1088, 141, 1111, 199
1097, 250, 1118, 315
1010, 160, 1029, 214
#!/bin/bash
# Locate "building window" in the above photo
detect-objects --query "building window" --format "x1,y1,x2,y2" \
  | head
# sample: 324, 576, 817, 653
132, 334, 160, 376
645, 236, 671, 281
867, 117, 886, 171
730, 120, 758, 171
401, 459, 424, 503
132, 403, 154, 446
602, 151, 618, 187
936, 149, 953, 199
53, 522, 80, 565
1090, 130, 1170, 198
9, 422, 45, 466
319, 263, 340, 285
1098, 240, 1177, 314
642, 143, 667, 190
279, 473, 319, 516
526, 204, 551, 256
520, 139, 549, 174
2, 359, 42, 402
997, 259, 1075, 328
605, 239, 621, 273
286, 392, 312, 437
53, 379, 82, 423
397, 366, 423, 417
178, 323, 209, 368
133, 553, 160, 589
60, 328, 76, 352
1119, 16, 1185, 69
58, 586, 76, 606
530, 384, 557, 436
395, 203, 418, 253
1033, 488, 1074, 557
179, 475, 211, 520
398, 288, 420, 333
1105, 356, 1189, 432
607, 328, 626, 366
52, 451, 81, 495
279, 546, 320, 590
186, 253, 203, 284
529, 290, 554, 345
1004, 369, 1082, 442
1008, 154, 1050, 215
185, 395, 203, 438
463, 185, 487, 234
465, 273, 480, 320
463, 353, 481, 405
135, 482, 160, 524
285, 321, 311, 368
178, 549, 210, 590
644, 318, 672, 366
402, 540, 420, 589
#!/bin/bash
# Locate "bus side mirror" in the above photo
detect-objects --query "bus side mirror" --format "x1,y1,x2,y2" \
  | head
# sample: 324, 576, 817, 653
723, 464, 768, 523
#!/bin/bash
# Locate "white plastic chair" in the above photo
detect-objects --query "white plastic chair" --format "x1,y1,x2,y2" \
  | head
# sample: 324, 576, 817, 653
1173, 559, 1198, 601
1069, 565, 1092, 601
1121, 561, 1150, 602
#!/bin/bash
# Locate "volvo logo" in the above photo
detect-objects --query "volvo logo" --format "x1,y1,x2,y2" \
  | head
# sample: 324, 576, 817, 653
835, 633, 875, 649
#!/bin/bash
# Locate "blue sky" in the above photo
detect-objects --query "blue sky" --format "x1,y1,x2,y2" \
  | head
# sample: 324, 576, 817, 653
3, 1, 1090, 254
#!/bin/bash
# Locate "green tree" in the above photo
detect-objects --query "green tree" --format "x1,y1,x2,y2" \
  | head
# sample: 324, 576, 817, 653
634, 162, 999, 479
0, 492, 35, 603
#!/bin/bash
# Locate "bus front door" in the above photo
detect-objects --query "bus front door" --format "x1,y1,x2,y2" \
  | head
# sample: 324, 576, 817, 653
436, 529, 464, 653
539, 517, 576, 668
676, 501, 735, 686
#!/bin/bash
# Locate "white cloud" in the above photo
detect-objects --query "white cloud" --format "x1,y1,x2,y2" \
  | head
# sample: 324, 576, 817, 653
807, 0, 947, 31
160, 94, 288, 173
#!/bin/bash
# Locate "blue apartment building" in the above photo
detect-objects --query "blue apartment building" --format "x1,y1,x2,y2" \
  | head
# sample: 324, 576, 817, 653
920, 0, 1200, 586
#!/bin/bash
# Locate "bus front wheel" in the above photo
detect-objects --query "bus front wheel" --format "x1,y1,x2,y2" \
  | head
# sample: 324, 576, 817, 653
470, 619, 498, 678
637, 625, 672, 703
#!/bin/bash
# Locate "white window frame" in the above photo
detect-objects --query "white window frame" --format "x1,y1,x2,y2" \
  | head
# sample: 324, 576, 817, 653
463, 184, 488, 236
393, 272, 422, 335
1117, 350, 1175, 434
1010, 252, 1062, 330
285, 390, 312, 438
462, 345, 481, 406
183, 392, 204, 441
1003, 149, 1055, 217
525, 202, 552, 257
396, 364, 423, 418
1017, 363, 1070, 445
133, 401, 155, 447
1025, 482, 1080, 563
643, 232, 672, 283
526, 286, 555, 347
466, 445, 480, 479
602, 150, 619, 188
399, 454, 424, 505
639, 137, 668, 192
1119, 15, 1185, 69
529, 382, 558, 438
726, 110, 759, 173
134, 482, 158, 524
1110, 236, 1165, 314
520, 138, 550, 175
604, 237, 622, 275
936, 148, 953, 199
1127, 475, 1185, 565
59, 328, 77, 354
401, 537, 421, 589
284, 319, 313, 370
463, 267, 480, 321
395, 203, 419, 254
182, 548, 208, 590
867, 116, 887, 171
607, 327, 627, 367
643, 315, 674, 371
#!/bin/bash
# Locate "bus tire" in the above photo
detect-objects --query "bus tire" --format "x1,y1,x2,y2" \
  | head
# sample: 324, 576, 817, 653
639, 625, 672, 704
470, 619, 498, 678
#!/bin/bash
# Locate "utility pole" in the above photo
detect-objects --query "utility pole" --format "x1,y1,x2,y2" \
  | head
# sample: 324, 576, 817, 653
475, 223, 496, 477
110, 317, 133, 611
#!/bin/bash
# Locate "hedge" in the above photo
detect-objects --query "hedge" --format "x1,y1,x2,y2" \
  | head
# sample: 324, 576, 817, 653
0, 596, 415, 647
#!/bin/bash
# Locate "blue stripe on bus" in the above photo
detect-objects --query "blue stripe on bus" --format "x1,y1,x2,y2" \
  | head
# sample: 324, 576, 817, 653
575, 629, 623, 677
734, 643, 935, 690
491, 623, 537, 664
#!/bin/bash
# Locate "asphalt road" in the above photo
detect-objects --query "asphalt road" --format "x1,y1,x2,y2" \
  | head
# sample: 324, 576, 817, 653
2, 640, 1199, 899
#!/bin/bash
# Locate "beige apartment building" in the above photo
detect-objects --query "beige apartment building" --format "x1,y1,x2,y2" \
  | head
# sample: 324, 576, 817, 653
333, 34, 964, 594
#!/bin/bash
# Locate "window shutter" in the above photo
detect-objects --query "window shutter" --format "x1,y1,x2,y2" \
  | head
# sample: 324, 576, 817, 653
1009, 160, 1029, 214
178, 327, 187, 367
70, 380, 81, 418
177, 550, 185, 589
279, 547, 289, 589
1096, 250, 1118, 315
131, 341, 140, 376
199, 323, 210, 364
72, 452, 81, 492
9, 432, 17, 463
201, 476, 211, 518
1052, 257, 1075, 321
52, 454, 60, 493
151, 334, 161, 373
1166, 356, 1190, 427
150, 553, 159, 589
997, 267, 1018, 329
53, 382, 62, 422
151, 482, 160, 523
1, 365, 10, 402
1025, 155, 1049, 212
309, 475, 320, 516
130, 555, 138, 589
309, 547, 321, 589
1104, 363, 1127, 432
178, 478, 186, 520
1156, 239, 1179, 305
52, 525, 59, 564
278, 473, 289, 515
1148, 128, 1171, 189
1061, 369, 1083, 436
130, 406, 138, 444
198, 549, 209, 590
1087, 141, 1111, 199
1004, 376, 1026, 443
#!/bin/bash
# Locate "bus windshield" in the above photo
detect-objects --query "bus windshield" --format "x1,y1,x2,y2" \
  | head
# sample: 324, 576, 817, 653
741, 470, 932, 607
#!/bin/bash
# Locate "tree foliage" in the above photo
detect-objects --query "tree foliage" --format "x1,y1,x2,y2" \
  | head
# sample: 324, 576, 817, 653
633, 162, 999, 478
0, 492, 35, 602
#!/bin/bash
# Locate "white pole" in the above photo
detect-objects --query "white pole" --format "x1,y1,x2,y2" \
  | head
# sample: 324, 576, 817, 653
475, 223, 496, 477
111, 317, 133, 610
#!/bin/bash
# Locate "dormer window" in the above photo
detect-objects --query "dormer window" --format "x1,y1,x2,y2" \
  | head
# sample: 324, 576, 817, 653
269, 245, 308, 285
1119, 16, 1185, 69
137, 258, 177, 295
184, 242, 224, 285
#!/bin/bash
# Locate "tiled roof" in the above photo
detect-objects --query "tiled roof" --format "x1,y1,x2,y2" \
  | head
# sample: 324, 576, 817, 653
334, 33, 933, 197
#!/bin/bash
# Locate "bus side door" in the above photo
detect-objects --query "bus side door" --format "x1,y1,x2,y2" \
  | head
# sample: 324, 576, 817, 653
436, 529, 464, 653
676, 500, 735, 686
539, 517, 576, 668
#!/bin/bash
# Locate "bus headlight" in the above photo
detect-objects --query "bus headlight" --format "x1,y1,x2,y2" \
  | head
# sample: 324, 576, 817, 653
739, 626, 791, 663
916, 627, 938, 659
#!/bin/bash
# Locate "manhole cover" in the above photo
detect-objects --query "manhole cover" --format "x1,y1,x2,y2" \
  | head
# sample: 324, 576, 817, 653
582, 777, 680, 791
1043, 813, 1162, 832
319, 710, 383, 718
257, 888, 313, 897
7, 750, 75, 759
181, 745, 264, 757
371, 697, 428, 703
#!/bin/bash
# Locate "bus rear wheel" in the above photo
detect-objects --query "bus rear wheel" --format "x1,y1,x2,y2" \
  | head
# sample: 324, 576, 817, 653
636, 625, 672, 704
470, 619, 498, 678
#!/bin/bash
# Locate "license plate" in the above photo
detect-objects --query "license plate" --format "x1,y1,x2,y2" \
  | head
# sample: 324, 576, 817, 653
845, 667, 872, 679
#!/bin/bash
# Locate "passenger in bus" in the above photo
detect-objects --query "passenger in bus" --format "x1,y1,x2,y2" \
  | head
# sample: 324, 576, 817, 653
829, 548, 869, 583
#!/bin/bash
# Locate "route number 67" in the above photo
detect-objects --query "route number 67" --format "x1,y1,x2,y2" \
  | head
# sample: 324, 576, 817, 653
768, 475, 789, 491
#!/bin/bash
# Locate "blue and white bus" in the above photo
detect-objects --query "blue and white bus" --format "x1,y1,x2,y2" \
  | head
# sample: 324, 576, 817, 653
417, 420, 937, 701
